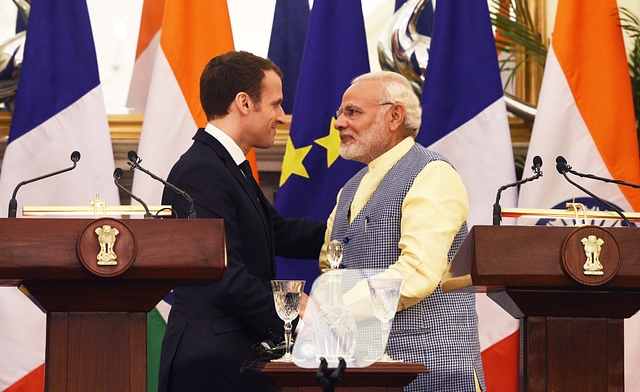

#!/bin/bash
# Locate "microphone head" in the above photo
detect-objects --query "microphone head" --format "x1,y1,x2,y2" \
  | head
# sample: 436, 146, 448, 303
127, 150, 139, 162
113, 168, 123, 180
556, 156, 568, 174
70, 151, 81, 163
533, 155, 543, 168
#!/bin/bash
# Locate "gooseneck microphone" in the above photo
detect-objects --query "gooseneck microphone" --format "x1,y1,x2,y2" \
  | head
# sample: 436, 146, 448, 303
113, 168, 153, 219
555, 156, 632, 227
493, 155, 543, 225
8, 151, 81, 218
127, 151, 197, 219
558, 156, 640, 189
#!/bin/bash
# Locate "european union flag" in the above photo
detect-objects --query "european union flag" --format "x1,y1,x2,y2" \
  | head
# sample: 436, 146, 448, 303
274, 0, 370, 287
267, 0, 310, 114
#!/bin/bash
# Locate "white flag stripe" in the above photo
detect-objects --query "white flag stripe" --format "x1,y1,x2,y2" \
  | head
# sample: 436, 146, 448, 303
429, 98, 518, 228
0, 87, 119, 215
0, 288, 45, 390
132, 50, 196, 206
127, 31, 162, 113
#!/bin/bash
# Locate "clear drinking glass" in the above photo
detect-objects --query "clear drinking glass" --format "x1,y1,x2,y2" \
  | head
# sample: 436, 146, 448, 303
270, 279, 305, 362
367, 277, 403, 362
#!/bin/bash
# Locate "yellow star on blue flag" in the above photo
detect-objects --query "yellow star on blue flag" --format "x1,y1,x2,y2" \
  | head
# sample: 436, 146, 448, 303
279, 137, 312, 186
314, 117, 342, 168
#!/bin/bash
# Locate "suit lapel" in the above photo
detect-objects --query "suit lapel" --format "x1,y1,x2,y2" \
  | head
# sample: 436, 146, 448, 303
194, 129, 273, 252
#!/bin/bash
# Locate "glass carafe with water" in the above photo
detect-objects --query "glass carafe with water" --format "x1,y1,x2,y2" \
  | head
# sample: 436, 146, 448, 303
311, 240, 358, 362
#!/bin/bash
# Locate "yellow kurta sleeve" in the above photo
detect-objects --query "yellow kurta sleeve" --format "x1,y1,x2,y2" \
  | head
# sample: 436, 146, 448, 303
391, 160, 469, 309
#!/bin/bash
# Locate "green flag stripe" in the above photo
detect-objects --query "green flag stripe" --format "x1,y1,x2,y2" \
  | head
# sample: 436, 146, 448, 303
147, 307, 167, 392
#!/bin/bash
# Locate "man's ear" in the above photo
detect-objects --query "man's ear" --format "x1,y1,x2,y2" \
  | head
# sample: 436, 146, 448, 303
234, 92, 251, 114
388, 104, 406, 133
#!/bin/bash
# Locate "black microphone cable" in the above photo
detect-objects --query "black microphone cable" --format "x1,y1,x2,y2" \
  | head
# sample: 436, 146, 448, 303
556, 156, 632, 227
561, 157, 640, 189
127, 150, 197, 219
113, 168, 153, 219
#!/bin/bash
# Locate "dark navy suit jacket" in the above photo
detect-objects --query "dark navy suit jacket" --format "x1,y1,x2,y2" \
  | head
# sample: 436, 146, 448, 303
158, 129, 325, 392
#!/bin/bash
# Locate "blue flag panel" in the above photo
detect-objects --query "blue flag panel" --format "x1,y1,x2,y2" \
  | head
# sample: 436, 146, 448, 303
267, 0, 310, 114
10, 0, 100, 143
418, 0, 503, 146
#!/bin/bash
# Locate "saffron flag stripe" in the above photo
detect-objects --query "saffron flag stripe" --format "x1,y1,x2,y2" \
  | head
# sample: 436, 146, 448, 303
161, 0, 233, 124
134, 0, 165, 60
553, 0, 640, 209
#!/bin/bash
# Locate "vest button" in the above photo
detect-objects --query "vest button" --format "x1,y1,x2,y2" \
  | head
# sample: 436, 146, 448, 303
343, 237, 350, 244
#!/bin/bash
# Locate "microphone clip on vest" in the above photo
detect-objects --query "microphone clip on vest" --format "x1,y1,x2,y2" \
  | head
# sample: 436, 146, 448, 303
493, 156, 543, 225
127, 151, 197, 219
8, 151, 81, 218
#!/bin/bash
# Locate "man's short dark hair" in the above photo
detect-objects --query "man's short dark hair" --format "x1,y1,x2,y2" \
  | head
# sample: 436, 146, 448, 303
200, 51, 283, 120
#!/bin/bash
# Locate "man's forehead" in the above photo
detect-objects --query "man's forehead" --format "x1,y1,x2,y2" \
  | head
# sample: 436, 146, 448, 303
343, 80, 383, 103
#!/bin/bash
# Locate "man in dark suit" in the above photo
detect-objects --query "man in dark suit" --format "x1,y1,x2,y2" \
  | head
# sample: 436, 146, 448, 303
158, 51, 326, 392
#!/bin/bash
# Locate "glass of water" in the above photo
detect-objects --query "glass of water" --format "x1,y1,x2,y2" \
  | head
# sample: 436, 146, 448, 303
270, 280, 305, 362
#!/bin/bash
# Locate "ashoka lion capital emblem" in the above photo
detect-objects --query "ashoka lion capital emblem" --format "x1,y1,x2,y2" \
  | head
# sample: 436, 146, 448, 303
95, 225, 119, 265
581, 235, 604, 275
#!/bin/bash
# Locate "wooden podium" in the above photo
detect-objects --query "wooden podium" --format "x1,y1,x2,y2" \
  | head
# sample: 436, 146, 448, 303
442, 225, 640, 391
0, 218, 226, 391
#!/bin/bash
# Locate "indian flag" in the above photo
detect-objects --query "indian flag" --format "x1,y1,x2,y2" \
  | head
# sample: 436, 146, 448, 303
131, 0, 235, 206
517, 0, 640, 388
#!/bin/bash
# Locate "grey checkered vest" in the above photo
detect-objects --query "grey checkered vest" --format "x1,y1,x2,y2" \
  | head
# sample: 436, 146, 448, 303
331, 143, 485, 392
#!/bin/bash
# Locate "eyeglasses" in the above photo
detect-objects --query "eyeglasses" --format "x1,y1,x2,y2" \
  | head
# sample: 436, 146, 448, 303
335, 102, 393, 120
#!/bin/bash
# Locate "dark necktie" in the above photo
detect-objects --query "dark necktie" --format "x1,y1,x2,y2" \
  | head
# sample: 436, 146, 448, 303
239, 160, 256, 184
239, 160, 263, 202
239, 159, 271, 223
239, 162, 274, 264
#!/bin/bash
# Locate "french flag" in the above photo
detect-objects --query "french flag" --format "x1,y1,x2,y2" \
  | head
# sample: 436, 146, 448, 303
419, 0, 519, 390
0, 0, 119, 389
